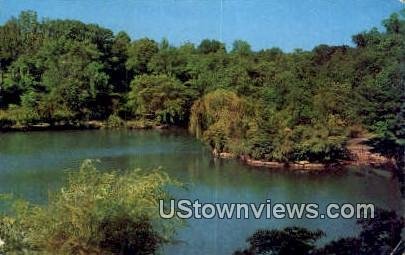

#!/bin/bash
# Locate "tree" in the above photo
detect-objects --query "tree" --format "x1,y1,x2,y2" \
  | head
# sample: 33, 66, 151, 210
383, 13, 404, 34
126, 38, 158, 75
232, 40, 252, 56
234, 208, 404, 255
128, 74, 191, 125
189, 89, 255, 153
39, 40, 111, 120
234, 227, 324, 255
147, 42, 192, 82
197, 39, 226, 54
317, 208, 404, 255
110, 31, 131, 93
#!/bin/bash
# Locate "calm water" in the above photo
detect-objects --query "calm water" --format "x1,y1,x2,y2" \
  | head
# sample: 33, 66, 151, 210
0, 129, 402, 254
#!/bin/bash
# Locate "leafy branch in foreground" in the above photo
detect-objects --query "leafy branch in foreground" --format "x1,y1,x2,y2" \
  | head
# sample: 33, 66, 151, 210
0, 160, 182, 255
234, 208, 404, 255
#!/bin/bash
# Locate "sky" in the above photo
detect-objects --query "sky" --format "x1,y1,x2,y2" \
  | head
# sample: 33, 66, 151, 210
0, 0, 403, 52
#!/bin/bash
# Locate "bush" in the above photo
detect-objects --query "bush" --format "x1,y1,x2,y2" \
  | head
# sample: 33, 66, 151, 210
107, 114, 124, 128
0, 160, 181, 254
0, 106, 40, 127
0, 110, 15, 128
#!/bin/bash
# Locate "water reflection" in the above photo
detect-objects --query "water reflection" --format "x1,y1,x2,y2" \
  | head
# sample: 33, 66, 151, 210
0, 129, 401, 254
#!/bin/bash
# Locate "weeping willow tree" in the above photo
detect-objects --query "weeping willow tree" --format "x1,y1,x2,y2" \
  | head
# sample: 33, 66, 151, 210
189, 89, 257, 154
189, 89, 348, 162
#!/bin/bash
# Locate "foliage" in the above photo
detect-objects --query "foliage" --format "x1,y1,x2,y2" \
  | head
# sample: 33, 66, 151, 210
234, 208, 404, 255
0, 10, 404, 162
126, 38, 158, 75
317, 208, 404, 255
189, 89, 255, 153
197, 39, 225, 54
106, 113, 124, 128
128, 74, 192, 125
234, 227, 324, 255
0, 105, 40, 126
0, 160, 181, 254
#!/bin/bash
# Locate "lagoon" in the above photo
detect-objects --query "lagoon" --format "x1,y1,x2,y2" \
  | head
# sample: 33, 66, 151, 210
0, 129, 401, 255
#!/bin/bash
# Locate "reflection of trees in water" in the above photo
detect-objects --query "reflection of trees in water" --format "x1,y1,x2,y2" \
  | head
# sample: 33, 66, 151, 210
234, 208, 404, 255
366, 137, 405, 200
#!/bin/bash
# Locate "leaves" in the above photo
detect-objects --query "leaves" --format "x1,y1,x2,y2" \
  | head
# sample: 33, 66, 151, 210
0, 160, 182, 254
0, 10, 403, 162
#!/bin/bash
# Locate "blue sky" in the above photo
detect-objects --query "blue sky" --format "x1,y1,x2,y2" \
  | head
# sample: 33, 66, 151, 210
0, 0, 403, 51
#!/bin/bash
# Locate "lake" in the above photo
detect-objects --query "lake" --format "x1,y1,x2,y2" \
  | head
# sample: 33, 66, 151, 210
0, 129, 401, 254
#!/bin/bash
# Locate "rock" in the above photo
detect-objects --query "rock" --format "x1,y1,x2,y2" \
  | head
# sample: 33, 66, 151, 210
297, 160, 310, 165
219, 152, 235, 159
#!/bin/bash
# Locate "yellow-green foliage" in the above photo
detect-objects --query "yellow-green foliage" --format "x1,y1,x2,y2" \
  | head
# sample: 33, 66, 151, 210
189, 89, 256, 152
106, 114, 124, 128
0, 110, 12, 127
189, 89, 349, 162
0, 160, 181, 255
0, 106, 40, 126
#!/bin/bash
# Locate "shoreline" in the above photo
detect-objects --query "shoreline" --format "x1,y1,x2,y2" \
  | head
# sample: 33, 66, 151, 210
213, 147, 396, 172
214, 151, 334, 171
0, 120, 174, 132
1, 121, 396, 172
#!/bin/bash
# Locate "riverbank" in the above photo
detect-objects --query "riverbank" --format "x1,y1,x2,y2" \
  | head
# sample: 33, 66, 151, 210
0, 121, 103, 132
212, 137, 396, 172
0, 119, 173, 132
214, 151, 334, 171
1, 121, 396, 172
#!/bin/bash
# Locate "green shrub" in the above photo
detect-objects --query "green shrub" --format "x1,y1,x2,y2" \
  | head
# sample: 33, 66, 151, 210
0, 160, 181, 254
0, 110, 15, 128
107, 114, 124, 128
0, 105, 40, 127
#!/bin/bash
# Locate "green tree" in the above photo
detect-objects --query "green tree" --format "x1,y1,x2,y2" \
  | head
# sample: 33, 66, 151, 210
126, 38, 158, 75
234, 227, 324, 255
129, 74, 191, 125
197, 39, 226, 54
232, 40, 252, 56
189, 89, 255, 153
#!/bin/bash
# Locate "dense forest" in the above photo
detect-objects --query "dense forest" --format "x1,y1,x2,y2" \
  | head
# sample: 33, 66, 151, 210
0, 10, 404, 163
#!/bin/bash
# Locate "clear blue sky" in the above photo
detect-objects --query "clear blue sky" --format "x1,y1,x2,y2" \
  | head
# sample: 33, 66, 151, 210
0, 0, 403, 51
